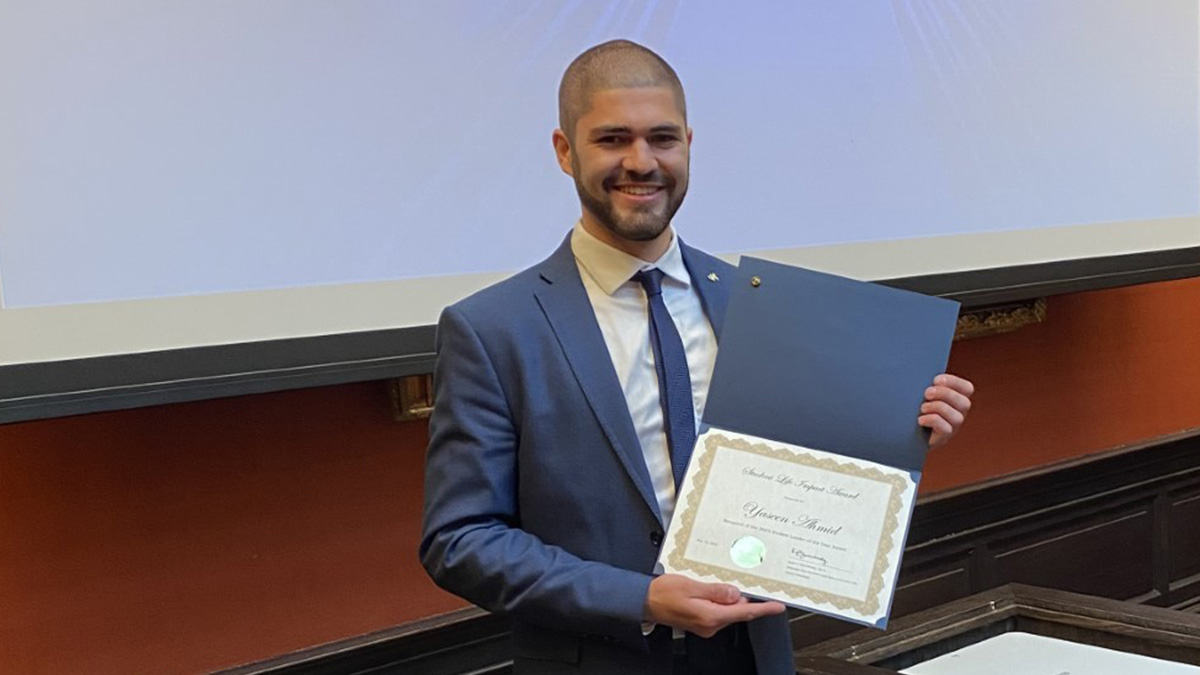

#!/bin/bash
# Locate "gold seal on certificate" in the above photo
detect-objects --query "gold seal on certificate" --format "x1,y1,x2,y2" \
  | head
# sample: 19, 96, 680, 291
657, 429, 917, 627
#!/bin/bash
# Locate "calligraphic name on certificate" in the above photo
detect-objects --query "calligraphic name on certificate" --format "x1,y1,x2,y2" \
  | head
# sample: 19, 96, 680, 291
657, 429, 917, 627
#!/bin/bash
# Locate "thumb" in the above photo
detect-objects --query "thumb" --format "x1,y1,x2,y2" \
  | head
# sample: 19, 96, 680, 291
696, 582, 741, 605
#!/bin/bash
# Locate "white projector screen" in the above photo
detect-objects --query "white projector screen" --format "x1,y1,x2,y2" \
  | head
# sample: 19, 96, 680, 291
1, 0, 1198, 370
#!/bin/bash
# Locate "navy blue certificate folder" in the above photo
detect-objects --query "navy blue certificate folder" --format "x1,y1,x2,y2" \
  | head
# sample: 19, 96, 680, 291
703, 257, 961, 473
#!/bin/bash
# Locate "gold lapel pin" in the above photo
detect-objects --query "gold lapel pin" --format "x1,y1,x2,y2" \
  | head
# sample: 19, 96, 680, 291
707, 272, 719, 282
750, 276, 762, 287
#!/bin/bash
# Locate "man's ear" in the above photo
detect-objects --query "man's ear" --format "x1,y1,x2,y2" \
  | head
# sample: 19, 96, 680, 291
552, 129, 574, 176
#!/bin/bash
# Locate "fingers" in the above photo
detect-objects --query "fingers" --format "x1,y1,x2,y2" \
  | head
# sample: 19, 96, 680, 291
920, 373, 975, 448
644, 575, 787, 638
695, 582, 741, 605
645, 576, 739, 628
920, 399, 965, 430
689, 599, 787, 638
723, 600, 786, 622
924, 383, 972, 417
918, 413, 953, 437
934, 373, 975, 396
920, 398, 962, 444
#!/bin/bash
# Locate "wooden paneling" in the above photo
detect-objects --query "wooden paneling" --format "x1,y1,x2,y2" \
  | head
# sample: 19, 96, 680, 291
992, 509, 1154, 599
1171, 491, 1200, 581
891, 560, 973, 617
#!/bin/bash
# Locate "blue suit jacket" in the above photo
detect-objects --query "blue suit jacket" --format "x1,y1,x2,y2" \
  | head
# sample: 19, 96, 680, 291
420, 236, 794, 674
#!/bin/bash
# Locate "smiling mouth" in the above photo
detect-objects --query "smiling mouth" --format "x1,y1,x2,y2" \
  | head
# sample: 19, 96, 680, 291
613, 185, 663, 196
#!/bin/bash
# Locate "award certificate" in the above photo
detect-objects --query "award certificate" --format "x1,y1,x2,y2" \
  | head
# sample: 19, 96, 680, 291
657, 429, 917, 627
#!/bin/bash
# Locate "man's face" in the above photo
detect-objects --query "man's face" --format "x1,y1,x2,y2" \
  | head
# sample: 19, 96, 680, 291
554, 86, 691, 249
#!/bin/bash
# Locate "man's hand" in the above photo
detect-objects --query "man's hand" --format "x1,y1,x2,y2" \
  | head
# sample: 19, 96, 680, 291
920, 373, 975, 448
643, 574, 786, 638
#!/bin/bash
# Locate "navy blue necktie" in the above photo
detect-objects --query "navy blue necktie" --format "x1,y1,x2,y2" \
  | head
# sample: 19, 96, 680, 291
634, 269, 695, 490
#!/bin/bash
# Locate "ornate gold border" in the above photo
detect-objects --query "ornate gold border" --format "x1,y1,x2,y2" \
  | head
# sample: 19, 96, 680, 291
388, 374, 434, 421
955, 298, 1046, 341
666, 433, 908, 615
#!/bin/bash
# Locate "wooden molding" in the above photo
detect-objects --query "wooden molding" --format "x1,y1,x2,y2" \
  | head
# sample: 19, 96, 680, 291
215, 607, 510, 675
798, 583, 1200, 672
388, 374, 434, 421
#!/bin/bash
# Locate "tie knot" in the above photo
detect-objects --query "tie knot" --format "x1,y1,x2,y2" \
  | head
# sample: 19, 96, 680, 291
634, 268, 666, 297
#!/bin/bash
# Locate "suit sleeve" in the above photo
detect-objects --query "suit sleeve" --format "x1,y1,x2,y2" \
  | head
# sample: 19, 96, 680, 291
419, 305, 653, 647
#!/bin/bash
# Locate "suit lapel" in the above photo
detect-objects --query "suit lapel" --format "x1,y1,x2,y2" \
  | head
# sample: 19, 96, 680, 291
533, 239, 662, 521
680, 241, 730, 339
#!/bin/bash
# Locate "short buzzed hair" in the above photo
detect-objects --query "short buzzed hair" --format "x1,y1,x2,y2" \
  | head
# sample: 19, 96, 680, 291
558, 40, 687, 141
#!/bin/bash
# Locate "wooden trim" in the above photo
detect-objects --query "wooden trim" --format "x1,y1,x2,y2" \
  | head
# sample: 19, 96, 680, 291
798, 584, 1200, 673
214, 607, 510, 675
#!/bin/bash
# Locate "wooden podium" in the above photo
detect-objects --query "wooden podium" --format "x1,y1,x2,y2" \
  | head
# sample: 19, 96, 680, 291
795, 583, 1200, 674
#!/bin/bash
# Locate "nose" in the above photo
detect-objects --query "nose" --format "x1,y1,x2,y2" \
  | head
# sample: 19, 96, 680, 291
622, 138, 656, 175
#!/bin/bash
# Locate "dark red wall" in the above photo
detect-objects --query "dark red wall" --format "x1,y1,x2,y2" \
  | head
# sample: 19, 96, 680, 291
2, 276, 1198, 673
923, 276, 1200, 492
0, 382, 465, 674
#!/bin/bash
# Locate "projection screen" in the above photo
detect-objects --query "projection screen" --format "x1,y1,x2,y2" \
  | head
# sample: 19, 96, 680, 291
1, 1, 1197, 420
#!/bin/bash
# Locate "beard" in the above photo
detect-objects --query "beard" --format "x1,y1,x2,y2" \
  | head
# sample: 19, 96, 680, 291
571, 157, 687, 243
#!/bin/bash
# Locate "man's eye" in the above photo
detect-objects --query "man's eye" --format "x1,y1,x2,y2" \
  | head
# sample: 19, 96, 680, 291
596, 136, 623, 145
651, 135, 679, 145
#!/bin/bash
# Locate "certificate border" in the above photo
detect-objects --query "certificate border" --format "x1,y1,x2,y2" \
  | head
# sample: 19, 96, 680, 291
666, 433, 909, 615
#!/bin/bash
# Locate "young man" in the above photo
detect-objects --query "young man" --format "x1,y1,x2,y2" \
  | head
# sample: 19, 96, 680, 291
421, 40, 974, 675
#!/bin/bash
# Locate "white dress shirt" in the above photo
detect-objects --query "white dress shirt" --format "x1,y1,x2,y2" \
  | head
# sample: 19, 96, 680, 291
571, 222, 718, 529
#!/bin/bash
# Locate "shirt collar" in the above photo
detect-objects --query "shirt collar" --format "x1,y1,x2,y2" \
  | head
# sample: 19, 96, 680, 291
571, 221, 692, 296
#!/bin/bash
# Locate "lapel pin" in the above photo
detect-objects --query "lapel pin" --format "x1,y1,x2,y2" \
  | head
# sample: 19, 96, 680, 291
707, 272, 719, 282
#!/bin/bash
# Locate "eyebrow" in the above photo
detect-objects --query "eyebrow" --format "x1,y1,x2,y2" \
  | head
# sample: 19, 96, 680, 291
587, 123, 684, 138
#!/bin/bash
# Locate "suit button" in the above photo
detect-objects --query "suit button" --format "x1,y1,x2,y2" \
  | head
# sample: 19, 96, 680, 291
650, 531, 663, 547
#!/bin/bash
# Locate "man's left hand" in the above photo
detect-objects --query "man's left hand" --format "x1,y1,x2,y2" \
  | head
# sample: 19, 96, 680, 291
920, 373, 975, 448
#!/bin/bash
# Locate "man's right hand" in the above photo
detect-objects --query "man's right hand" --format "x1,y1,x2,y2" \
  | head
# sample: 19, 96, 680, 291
643, 574, 787, 638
